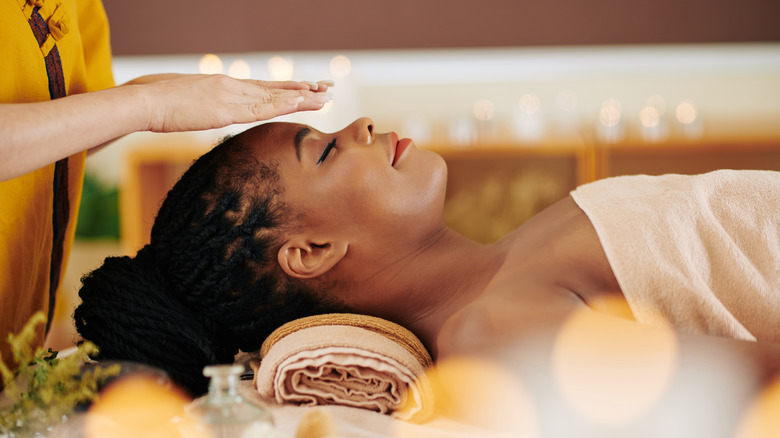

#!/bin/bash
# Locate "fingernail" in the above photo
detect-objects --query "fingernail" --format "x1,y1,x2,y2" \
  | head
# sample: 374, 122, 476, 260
314, 93, 333, 103
318, 80, 335, 87
288, 96, 305, 105
303, 81, 319, 91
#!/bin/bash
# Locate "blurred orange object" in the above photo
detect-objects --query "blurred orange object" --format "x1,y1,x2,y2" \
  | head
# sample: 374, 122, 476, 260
85, 373, 200, 438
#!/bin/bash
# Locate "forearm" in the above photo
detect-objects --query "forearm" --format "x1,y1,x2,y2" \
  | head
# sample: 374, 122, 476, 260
1, 74, 331, 182
0, 86, 149, 181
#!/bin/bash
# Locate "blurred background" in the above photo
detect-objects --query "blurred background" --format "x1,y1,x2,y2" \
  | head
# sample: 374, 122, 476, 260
51, 0, 780, 349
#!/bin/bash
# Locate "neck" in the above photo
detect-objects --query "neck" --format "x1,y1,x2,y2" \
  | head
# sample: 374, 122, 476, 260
349, 226, 508, 358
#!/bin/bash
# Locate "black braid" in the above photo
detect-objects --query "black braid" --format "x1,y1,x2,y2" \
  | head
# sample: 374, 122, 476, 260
74, 132, 343, 396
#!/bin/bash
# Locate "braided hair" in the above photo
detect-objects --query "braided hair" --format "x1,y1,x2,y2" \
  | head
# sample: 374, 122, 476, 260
74, 132, 341, 396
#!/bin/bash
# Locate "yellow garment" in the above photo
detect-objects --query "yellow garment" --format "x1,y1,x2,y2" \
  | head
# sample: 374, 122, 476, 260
0, 0, 114, 365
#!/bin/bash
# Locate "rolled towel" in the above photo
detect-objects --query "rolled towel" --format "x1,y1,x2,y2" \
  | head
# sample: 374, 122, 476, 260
254, 313, 435, 423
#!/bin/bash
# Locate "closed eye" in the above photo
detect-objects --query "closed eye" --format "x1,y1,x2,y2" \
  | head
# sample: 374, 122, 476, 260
316, 139, 337, 165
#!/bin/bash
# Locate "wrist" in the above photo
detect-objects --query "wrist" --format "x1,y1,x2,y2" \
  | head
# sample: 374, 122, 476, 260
111, 83, 160, 133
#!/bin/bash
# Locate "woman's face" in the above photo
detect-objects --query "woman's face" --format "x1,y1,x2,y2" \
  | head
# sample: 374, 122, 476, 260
244, 117, 448, 267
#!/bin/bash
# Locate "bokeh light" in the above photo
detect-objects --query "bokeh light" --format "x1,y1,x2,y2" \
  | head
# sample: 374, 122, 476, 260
599, 98, 622, 128
268, 56, 294, 81
329, 55, 352, 78
735, 378, 780, 438
646, 94, 667, 115
519, 94, 541, 115
472, 99, 496, 122
552, 307, 678, 426
639, 105, 661, 128
428, 356, 538, 435
513, 94, 545, 141
228, 59, 251, 79
676, 99, 698, 125
198, 54, 223, 75
85, 374, 196, 438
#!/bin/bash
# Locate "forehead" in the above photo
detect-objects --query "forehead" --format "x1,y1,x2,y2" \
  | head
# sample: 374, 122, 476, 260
240, 122, 306, 156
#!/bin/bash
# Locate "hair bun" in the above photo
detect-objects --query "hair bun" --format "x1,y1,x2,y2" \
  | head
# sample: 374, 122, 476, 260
131, 244, 162, 275
74, 249, 236, 395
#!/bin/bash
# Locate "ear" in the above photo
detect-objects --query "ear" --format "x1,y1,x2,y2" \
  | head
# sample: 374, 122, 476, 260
277, 235, 348, 279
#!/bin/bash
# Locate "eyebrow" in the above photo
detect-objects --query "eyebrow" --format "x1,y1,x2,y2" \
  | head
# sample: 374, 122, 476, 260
294, 127, 311, 161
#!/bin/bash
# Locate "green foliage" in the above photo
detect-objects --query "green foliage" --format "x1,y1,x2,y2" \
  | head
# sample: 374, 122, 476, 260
75, 172, 120, 240
0, 312, 119, 436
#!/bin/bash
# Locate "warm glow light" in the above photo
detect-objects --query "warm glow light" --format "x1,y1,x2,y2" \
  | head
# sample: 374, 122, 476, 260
268, 56, 294, 81
676, 99, 698, 125
552, 307, 678, 426
646, 94, 667, 115
85, 374, 196, 438
447, 116, 476, 146
518, 94, 541, 115
198, 54, 223, 75
428, 357, 538, 435
639, 105, 661, 128
735, 378, 780, 438
228, 59, 251, 79
599, 98, 622, 128
329, 55, 352, 78
473, 99, 495, 121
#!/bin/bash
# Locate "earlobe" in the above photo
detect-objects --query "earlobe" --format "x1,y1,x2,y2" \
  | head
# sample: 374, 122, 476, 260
277, 236, 348, 279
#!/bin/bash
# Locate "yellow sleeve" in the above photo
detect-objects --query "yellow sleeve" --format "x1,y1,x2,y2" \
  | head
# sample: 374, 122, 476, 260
76, 0, 115, 91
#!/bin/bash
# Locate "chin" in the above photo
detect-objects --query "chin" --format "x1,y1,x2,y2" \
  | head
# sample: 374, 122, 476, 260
431, 152, 448, 202
422, 153, 449, 226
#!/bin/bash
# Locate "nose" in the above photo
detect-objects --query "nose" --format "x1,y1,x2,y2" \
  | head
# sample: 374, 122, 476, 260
342, 117, 374, 144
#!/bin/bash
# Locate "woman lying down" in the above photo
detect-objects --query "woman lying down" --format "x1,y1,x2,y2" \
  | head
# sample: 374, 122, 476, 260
74, 118, 780, 415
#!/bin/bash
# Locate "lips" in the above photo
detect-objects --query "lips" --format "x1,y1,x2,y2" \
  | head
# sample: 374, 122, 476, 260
390, 133, 412, 167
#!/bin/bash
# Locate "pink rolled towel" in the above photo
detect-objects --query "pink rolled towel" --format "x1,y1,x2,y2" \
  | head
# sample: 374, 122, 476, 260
253, 314, 435, 423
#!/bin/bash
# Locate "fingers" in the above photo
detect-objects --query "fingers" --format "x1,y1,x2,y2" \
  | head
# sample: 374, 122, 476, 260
246, 79, 335, 92
248, 80, 309, 90
240, 90, 332, 122
245, 87, 331, 108
316, 80, 336, 91
153, 75, 336, 127
303, 80, 335, 92
296, 91, 333, 111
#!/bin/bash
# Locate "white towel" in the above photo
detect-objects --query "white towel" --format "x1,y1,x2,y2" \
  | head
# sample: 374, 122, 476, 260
571, 170, 780, 342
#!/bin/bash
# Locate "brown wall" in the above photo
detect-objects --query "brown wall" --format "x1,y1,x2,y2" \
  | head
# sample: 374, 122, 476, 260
103, 0, 780, 56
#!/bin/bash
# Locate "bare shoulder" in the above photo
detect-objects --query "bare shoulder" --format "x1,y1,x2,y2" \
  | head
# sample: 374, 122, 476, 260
436, 195, 626, 360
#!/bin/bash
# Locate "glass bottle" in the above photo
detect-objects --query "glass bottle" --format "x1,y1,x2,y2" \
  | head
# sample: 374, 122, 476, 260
185, 364, 276, 438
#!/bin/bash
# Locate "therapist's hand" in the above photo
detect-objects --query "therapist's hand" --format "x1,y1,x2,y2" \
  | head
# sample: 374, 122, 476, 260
0, 74, 332, 181
126, 74, 333, 132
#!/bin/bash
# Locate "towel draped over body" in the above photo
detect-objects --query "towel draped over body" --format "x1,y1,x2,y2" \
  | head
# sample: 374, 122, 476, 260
571, 169, 780, 342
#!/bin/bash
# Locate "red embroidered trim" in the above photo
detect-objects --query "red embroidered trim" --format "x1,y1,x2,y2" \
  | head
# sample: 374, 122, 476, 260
27, 5, 69, 333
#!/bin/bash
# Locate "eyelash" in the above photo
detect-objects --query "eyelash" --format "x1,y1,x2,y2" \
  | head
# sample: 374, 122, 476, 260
316, 139, 337, 165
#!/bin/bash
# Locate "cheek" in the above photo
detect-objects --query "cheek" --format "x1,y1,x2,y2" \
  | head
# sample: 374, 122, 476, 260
307, 152, 447, 232
303, 160, 386, 222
